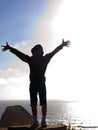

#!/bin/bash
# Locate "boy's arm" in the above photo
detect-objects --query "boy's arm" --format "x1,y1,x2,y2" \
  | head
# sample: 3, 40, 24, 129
50, 39, 70, 57
1, 42, 30, 63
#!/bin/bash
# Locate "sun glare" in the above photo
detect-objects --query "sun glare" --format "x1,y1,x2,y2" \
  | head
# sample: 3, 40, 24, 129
47, 0, 98, 102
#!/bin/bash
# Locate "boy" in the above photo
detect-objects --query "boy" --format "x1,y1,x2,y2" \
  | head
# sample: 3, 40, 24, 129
1, 39, 70, 128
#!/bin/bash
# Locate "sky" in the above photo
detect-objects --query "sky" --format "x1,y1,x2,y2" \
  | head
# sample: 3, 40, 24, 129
0, 0, 98, 101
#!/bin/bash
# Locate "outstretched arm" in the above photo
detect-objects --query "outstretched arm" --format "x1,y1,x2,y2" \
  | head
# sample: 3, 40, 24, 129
1, 42, 30, 63
50, 39, 70, 56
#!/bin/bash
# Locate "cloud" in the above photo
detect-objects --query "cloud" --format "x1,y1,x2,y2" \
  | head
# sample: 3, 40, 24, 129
0, 40, 34, 100
0, 78, 8, 85
0, 68, 29, 100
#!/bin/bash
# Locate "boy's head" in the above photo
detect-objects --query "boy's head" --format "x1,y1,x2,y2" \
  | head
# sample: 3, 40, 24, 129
31, 44, 43, 56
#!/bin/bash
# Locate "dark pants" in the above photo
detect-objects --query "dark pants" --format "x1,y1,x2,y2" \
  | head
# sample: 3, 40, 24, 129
29, 82, 47, 106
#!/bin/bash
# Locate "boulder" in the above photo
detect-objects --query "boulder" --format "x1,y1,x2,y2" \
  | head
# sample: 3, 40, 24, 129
0, 105, 32, 127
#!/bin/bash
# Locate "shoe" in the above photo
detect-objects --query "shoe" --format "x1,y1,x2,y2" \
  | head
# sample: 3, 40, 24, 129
41, 121, 47, 128
30, 121, 39, 129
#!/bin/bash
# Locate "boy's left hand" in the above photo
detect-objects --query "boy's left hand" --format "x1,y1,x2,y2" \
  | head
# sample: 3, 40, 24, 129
62, 39, 70, 47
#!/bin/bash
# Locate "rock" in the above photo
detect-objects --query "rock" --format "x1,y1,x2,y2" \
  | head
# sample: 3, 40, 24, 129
0, 105, 32, 127
7, 125, 67, 130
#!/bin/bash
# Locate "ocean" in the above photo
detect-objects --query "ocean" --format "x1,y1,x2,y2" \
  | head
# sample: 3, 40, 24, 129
0, 100, 98, 130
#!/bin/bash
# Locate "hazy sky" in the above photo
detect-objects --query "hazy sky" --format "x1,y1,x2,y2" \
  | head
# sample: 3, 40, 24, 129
1, 0, 98, 101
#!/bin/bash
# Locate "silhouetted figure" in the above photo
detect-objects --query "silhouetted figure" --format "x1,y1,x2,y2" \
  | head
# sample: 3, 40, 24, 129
1, 39, 70, 128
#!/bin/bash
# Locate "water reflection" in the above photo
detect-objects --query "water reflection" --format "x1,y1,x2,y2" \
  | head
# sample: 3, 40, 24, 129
62, 101, 98, 129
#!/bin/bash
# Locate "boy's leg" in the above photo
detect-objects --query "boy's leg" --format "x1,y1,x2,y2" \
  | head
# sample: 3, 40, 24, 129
39, 83, 47, 127
30, 82, 38, 127
42, 104, 47, 120
32, 105, 37, 121
31, 105, 39, 128
41, 104, 47, 127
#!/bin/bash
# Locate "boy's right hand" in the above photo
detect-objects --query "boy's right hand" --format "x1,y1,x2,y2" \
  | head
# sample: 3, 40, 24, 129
1, 42, 11, 52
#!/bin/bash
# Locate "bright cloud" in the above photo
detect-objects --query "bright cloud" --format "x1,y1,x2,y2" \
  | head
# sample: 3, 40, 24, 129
0, 68, 29, 100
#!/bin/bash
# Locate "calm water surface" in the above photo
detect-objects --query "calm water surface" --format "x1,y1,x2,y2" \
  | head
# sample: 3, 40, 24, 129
0, 100, 98, 130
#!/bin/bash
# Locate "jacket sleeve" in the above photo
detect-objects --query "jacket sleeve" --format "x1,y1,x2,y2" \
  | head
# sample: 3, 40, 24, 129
48, 44, 63, 58
45, 44, 63, 62
10, 47, 30, 63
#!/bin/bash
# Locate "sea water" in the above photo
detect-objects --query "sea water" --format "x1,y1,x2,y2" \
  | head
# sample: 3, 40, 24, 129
0, 100, 98, 130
